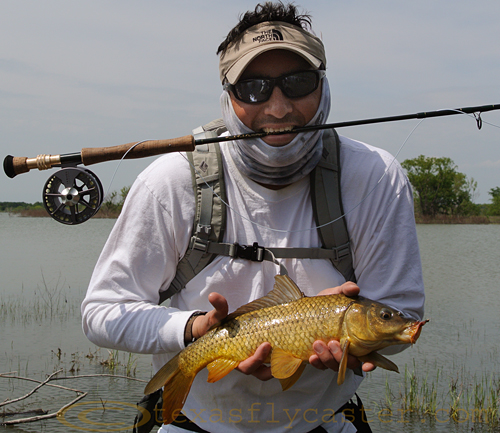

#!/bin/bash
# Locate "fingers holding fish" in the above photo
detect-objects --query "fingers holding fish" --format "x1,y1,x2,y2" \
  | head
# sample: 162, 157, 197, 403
236, 342, 273, 381
309, 340, 362, 372
317, 281, 360, 297
191, 292, 228, 340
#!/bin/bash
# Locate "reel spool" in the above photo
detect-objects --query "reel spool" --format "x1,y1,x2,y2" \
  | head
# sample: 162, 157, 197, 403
42, 167, 103, 225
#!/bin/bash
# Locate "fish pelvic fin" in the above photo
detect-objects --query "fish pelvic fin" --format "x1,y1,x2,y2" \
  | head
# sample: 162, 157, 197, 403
358, 352, 399, 373
271, 347, 304, 380
337, 339, 351, 385
224, 275, 305, 321
279, 363, 306, 391
206, 358, 239, 383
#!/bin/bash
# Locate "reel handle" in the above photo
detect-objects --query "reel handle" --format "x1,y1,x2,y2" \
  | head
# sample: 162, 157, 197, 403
3, 134, 195, 178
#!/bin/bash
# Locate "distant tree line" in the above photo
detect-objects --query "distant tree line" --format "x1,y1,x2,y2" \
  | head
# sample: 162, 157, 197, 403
0, 186, 131, 218
0, 201, 44, 212
401, 155, 500, 218
98, 186, 131, 216
2, 163, 500, 222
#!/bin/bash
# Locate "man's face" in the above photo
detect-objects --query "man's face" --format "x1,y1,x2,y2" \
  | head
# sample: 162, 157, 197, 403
229, 49, 322, 147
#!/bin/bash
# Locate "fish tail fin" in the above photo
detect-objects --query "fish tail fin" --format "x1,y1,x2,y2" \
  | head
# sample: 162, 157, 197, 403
162, 363, 195, 424
144, 353, 195, 425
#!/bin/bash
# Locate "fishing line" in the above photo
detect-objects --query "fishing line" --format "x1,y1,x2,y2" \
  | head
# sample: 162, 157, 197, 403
94, 139, 152, 214
180, 109, 499, 234
180, 117, 423, 235
104, 109, 499, 234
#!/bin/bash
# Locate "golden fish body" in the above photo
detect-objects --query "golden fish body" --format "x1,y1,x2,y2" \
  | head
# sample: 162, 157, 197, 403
180, 294, 353, 377
145, 275, 426, 424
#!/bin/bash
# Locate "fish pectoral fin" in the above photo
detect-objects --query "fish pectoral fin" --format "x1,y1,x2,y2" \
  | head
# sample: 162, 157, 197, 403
337, 339, 350, 386
279, 363, 306, 391
358, 352, 399, 373
270, 347, 303, 380
206, 358, 239, 383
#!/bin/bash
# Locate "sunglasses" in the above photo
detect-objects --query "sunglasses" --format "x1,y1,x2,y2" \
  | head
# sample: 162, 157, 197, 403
224, 70, 326, 104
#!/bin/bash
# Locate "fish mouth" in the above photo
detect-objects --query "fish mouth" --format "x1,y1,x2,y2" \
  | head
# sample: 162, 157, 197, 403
408, 320, 429, 344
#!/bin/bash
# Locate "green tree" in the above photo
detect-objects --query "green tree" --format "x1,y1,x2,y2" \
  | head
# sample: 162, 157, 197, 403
401, 155, 478, 217
101, 186, 130, 215
487, 187, 500, 216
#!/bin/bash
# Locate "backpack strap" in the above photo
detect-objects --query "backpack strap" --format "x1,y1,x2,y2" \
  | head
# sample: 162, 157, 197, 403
160, 122, 355, 304
160, 133, 227, 303
310, 129, 356, 282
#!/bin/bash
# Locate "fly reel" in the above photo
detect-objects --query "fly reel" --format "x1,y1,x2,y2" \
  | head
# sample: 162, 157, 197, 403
42, 167, 103, 225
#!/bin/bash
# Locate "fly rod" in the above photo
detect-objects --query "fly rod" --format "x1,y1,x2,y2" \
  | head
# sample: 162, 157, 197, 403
4, 103, 499, 179
3, 103, 499, 225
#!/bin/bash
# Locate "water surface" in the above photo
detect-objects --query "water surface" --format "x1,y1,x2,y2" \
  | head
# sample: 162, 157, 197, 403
1, 214, 500, 432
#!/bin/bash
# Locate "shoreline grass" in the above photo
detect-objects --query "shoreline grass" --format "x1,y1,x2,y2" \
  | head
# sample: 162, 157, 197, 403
380, 362, 500, 429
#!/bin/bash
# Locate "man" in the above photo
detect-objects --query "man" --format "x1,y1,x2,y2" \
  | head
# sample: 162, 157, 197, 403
82, 3, 424, 432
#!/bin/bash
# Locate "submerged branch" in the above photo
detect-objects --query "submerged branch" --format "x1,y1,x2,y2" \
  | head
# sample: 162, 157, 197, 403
0, 369, 63, 408
1, 392, 88, 426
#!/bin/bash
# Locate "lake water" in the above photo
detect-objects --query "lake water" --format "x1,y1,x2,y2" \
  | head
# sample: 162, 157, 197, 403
1, 213, 500, 432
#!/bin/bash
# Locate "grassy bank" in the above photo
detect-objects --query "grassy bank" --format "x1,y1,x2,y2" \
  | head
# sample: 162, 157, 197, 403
5, 208, 121, 219
415, 215, 500, 224
6, 209, 500, 223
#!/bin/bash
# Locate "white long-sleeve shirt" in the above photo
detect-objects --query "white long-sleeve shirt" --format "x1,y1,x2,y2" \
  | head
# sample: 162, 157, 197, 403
82, 134, 424, 432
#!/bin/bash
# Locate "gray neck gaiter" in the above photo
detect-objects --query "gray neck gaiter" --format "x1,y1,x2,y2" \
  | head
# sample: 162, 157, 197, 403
221, 77, 331, 186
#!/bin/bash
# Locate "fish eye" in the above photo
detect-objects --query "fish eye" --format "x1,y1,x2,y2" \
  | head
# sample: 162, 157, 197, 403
380, 309, 393, 320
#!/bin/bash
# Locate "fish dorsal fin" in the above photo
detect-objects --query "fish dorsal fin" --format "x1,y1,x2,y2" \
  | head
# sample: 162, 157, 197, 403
225, 275, 305, 320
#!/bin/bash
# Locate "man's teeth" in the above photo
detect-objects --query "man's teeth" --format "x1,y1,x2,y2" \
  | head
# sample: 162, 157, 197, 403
263, 126, 294, 133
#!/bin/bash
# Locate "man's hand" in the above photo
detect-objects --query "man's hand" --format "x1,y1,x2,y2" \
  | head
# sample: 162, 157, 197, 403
191, 292, 228, 339
309, 281, 376, 374
191, 292, 274, 380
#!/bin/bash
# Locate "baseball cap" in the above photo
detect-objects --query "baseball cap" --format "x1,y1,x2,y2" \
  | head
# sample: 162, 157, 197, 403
219, 21, 327, 84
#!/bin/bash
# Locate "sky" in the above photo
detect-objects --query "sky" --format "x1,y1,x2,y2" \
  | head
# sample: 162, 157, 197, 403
1, 0, 499, 205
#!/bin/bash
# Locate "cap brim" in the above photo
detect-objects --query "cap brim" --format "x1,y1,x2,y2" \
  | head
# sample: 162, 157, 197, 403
225, 45, 323, 84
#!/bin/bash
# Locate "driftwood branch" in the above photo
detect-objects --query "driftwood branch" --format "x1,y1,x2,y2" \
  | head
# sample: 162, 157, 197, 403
0, 371, 146, 426
50, 373, 148, 383
1, 392, 88, 426
0, 373, 83, 393
0, 369, 63, 408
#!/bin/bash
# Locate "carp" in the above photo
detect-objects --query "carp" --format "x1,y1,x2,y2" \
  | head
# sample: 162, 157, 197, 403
145, 275, 426, 424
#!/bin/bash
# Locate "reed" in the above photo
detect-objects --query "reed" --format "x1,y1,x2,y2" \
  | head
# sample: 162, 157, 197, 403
382, 363, 500, 428
1, 277, 79, 325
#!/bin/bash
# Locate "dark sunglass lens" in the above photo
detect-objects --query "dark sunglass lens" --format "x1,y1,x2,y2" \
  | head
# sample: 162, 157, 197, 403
282, 72, 319, 98
235, 79, 271, 103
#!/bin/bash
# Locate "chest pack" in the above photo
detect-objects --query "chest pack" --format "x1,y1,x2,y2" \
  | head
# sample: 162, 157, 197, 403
159, 119, 355, 303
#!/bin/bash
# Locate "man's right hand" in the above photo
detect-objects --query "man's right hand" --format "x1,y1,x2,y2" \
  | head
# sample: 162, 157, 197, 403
191, 292, 228, 339
191, 292, 273, 381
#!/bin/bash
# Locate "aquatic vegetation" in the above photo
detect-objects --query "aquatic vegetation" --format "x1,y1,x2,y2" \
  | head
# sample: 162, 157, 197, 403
378, 363, 500, 429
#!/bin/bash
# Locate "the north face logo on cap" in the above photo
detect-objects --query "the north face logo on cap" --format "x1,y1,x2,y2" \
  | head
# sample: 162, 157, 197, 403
253, 29, 284, 43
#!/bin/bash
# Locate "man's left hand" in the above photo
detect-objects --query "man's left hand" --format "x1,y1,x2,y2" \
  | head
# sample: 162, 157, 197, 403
309, 281, 376, 374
